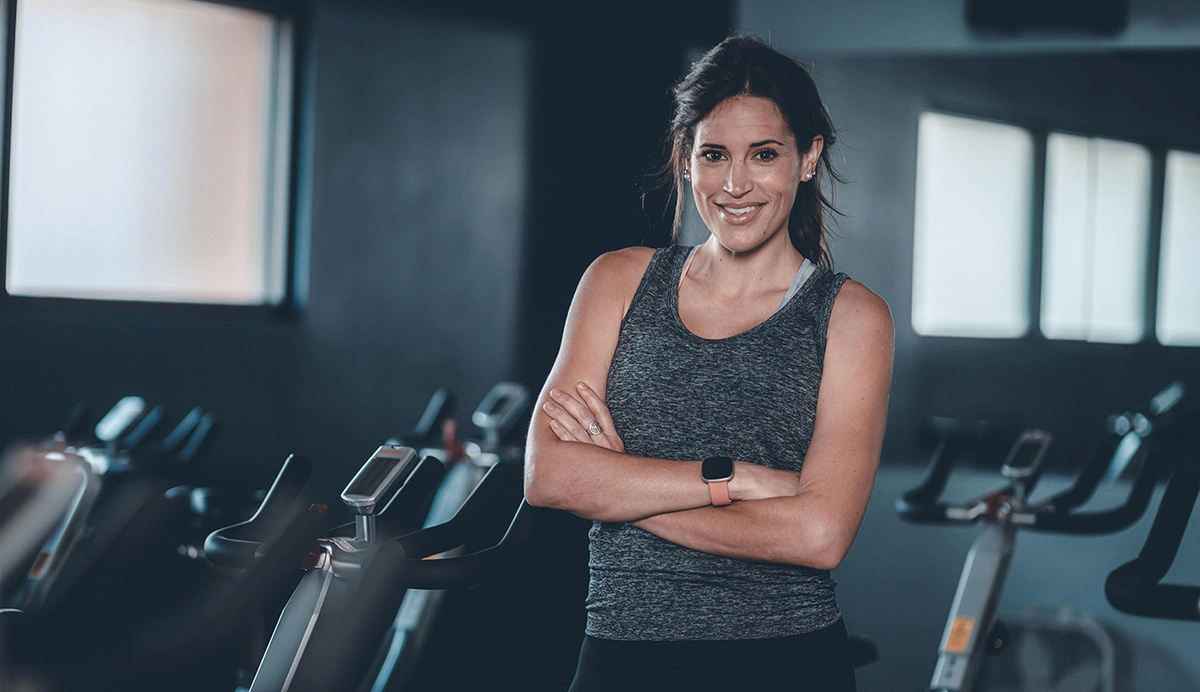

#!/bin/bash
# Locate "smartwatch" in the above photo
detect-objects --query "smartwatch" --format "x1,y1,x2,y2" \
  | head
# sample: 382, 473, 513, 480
702, 456, 734, 507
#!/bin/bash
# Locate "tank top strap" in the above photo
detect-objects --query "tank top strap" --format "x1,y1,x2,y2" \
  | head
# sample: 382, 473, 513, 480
623, 245, 691, 326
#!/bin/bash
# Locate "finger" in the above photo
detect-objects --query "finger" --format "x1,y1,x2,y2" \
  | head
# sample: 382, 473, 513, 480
548, 419, 574, 442
555, 390, 617, 451
574, 382, 617, 435
542, 399, 590, 442
548, 388, 603, 439
543, 403, 589, 442
548, 387, 595, 425
574, 383, 623, 452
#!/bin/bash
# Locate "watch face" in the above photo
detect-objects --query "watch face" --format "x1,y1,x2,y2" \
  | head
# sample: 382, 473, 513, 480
702, 456, 734, 482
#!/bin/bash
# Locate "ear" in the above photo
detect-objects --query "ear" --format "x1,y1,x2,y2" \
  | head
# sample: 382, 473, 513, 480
805, 135, 825, 167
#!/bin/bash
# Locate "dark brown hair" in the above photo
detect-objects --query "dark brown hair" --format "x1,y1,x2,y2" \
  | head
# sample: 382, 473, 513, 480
660, 35, 842, 268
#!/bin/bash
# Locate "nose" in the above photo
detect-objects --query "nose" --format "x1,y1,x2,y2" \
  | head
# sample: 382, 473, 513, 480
723, 159, 752, 197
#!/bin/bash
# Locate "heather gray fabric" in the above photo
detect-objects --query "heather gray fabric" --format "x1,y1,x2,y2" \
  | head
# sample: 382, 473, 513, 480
587, 244, 850, 641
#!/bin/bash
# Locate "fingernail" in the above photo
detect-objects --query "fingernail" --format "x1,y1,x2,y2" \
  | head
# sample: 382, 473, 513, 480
543, 402, 556, 412
577, 382, 588, 390
550, 389, 560, 398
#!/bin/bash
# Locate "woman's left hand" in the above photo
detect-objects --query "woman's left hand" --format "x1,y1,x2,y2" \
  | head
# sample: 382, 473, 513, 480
542, 382, 625, 453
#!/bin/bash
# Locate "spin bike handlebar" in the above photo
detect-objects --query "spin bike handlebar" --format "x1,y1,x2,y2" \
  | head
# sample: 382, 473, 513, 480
897, 382, 1187, 535
1105, 398, 1200, 621
391, 461, 524, 564
383, 499, 534, 589
1105, 466, 1200, 620
896, 428, 1050, 525
388, 388, 457, 450
896, 417, 1012, 524
204, 455, 313, 568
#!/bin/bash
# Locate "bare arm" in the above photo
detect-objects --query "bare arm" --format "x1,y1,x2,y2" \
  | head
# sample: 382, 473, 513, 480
633, 281, 894, 569
542, 279, 894, 568
523, 248, 799, 523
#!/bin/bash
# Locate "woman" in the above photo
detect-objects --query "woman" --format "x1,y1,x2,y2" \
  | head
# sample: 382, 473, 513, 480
524, 35, 893, 691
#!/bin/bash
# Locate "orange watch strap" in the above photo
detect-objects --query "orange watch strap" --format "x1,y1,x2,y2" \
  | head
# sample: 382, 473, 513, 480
708, 480, 732, 507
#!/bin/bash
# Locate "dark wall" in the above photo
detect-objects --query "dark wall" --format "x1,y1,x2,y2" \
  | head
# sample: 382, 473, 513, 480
810, 51, 1200, 464
294, 3, 532, 492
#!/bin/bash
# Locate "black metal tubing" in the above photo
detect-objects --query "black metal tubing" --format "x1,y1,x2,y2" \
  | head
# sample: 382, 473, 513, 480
896, 419, 1003, 525
387, 499, 534, 590
1030, 444, 1167, 534
1031, 382, 1189, 533
1035, 437, 1119, 513
204, 454, 311, 569
391, 462, 518, 558
1106, 468, 1200, 621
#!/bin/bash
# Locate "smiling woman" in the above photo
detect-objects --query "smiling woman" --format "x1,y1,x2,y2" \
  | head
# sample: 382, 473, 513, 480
688, 95, 817, 258
523, 35, 893, 692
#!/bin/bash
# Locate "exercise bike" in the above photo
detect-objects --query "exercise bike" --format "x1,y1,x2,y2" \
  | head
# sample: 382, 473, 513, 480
366, 381, 531, 692
898, 382, 1188, 692
220, 442, 531, 692
2, 396, 214, 614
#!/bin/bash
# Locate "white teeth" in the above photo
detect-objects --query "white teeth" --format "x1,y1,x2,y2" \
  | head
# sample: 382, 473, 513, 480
723, 205, 760, 216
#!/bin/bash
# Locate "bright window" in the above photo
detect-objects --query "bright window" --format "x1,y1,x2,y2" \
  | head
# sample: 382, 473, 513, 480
1158, 150, 1200, 346
912, 112, 1034, 338
1041, 134, 1150, 344
5, 0, 291, 305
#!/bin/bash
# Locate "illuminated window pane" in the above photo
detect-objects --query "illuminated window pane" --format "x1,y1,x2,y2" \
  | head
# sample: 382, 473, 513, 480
1158, 151, 1200, 346
913, 112, 1033, 338
6, 0, 289, 304
1041, 134, 1149, 344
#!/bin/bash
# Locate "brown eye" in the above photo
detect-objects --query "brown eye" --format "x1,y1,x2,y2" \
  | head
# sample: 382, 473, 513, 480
755, 149, 778, 162
700, 149, 723, 163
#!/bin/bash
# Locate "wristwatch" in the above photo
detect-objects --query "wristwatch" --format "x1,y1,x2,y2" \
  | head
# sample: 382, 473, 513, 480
702, 456, 734, 507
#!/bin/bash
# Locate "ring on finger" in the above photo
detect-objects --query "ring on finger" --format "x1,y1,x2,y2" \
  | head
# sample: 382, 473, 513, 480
587, 420, 602, 436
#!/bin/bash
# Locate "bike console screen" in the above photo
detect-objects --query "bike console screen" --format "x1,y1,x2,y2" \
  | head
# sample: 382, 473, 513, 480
1001, 431, 1052, 481
341, 446, 416, 512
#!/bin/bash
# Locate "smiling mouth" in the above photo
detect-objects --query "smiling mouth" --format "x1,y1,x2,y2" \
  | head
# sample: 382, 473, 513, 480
717, 203, 765, 219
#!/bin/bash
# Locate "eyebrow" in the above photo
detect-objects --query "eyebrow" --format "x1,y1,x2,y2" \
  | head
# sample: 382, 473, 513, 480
697, 139, 788, 149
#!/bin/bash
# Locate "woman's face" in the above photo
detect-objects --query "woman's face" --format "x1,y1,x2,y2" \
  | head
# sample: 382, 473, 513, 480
688, 96, 821, 256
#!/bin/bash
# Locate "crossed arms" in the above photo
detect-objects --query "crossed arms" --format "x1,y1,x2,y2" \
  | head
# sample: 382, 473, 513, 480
523, 248, 894, 570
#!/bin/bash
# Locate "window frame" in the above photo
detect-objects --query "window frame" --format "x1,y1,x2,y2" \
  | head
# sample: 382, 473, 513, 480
0, 0, 310, 318
915, 103, 1172, 346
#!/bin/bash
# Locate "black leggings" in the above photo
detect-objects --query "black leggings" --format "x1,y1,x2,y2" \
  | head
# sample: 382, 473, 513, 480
567, 619, 857, 692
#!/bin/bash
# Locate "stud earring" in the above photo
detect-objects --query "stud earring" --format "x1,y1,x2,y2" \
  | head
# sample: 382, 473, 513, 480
805, 171, 815, 181
683, 169, 691, 181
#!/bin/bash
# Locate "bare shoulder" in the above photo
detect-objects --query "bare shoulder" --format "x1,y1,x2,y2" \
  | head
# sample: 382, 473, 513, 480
576, 246, 657, 312
584, 246, 656, 286
828, 279, 894, 349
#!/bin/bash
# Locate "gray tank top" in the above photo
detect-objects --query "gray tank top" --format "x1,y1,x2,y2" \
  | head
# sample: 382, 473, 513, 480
588, 244, 850, 641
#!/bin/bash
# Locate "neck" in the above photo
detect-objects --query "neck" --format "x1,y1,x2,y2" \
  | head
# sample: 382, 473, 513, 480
688, 233, 805, 299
